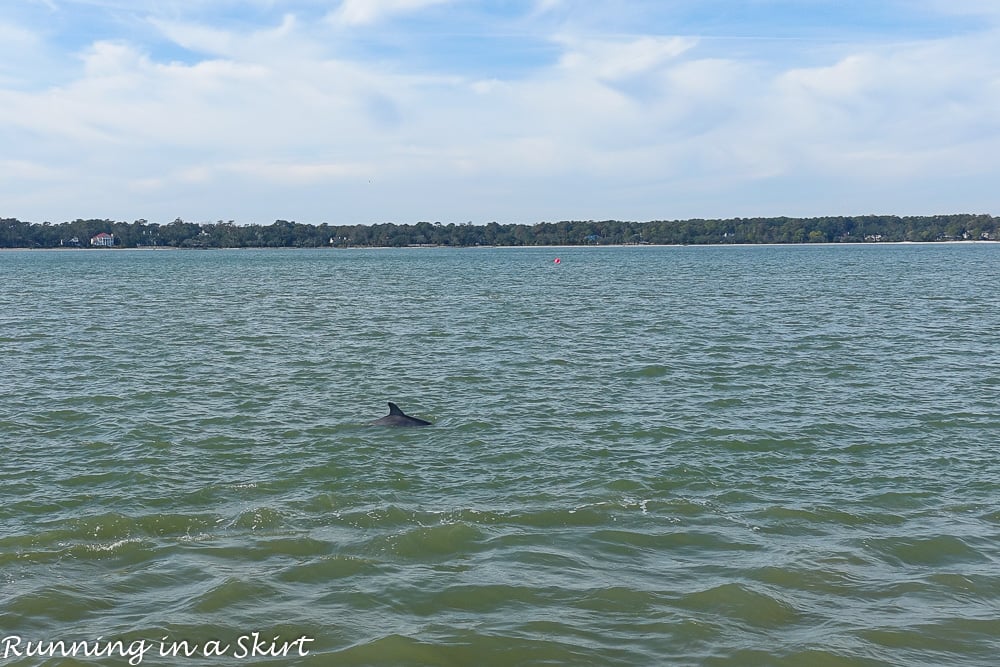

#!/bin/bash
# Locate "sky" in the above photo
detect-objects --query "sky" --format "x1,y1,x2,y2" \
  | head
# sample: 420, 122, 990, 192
1, 0, 999, 225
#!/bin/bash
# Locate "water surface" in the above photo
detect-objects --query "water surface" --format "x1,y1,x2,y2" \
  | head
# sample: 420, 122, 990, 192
1, 245, 998, 666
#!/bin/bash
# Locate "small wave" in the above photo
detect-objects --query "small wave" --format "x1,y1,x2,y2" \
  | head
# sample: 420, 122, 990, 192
278, 555, 377, 583
619, 364, 670, 378
488, 546, 593, 573
678, 582, 801, 627
136, 513, 220, 537
190, 577, 282, 613
860, 620, 999, 663
366, 522, 486, 559
863, 491, 936, 511
589, 529, 759, 553
927, 572, 1000, 602
409, 583, 557, 615
5, 586, 116, 622
254, 535, 331, 558
1, 537, 155, 565
864, 534, 989, 567
329, 631, 609, 667
0, 510, 226, 565
505, 506, 610, 528
68, 537, 151, 558
980, 508, 1000, 523
38, 512, 136, 543
749, 564, 863, 595
231, 507, 286, 531
335, 505, 428, 529
333, 505, 614, 531
574, 586, 663, 613
61, 512, 218, 542
706, 397, 744, 408
714, 648, 880, 667
753, 505, 904, 530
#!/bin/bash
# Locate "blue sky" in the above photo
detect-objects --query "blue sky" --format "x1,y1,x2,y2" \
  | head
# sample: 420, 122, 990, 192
2, 0, 998, 224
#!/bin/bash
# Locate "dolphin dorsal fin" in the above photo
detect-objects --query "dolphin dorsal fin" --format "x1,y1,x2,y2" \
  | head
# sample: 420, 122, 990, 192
387, 402, 404, 416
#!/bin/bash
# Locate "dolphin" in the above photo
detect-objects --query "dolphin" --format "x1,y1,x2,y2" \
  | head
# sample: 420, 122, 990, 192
370, 402, 433, 427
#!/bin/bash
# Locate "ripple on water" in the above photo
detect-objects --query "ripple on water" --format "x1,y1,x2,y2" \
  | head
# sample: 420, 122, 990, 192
676, 582, 802, 628
327, 632, 612, 667
863, 534, 990, 567
278, 555, 378, 583
364, 522, 487, 560
190, 577, 284, 614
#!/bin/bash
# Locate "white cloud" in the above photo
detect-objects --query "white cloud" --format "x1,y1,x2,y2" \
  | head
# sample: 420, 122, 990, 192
689, 29, 1000, 200
0, 20, 38, 44
0, 158, 63, 181
529, 0, 563, 18
0, 20, 49, 87
223, 159, 375, 185
1, 3, 999, 223
555, 34, 696, 81
151, 13, 302, 61
327, 0, 453, 27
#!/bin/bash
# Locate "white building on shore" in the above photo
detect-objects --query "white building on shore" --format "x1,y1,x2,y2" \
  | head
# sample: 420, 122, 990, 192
90, 232, 114, 247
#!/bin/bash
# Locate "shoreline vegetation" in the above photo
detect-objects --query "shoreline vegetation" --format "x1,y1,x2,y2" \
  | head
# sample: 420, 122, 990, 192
2, 214, 997, 249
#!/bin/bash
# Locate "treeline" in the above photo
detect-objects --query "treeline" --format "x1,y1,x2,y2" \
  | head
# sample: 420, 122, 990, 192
1, 214, 997, 249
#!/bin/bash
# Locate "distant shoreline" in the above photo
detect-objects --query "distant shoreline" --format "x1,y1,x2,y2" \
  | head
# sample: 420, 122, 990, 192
3, 214, 996, 247
3, 239, 997, 252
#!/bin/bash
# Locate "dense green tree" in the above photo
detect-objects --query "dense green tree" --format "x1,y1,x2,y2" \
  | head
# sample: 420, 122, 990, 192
1, 214, 997, 248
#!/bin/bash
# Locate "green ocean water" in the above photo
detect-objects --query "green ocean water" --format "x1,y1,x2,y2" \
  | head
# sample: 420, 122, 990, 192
1, 244, 998, 666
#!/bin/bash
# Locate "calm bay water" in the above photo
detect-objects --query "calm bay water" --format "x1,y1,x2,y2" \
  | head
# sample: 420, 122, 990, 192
1, 244, 998, 666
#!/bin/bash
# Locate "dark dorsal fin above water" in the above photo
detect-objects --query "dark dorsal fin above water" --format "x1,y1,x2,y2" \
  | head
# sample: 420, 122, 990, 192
370, 402, 433, 427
